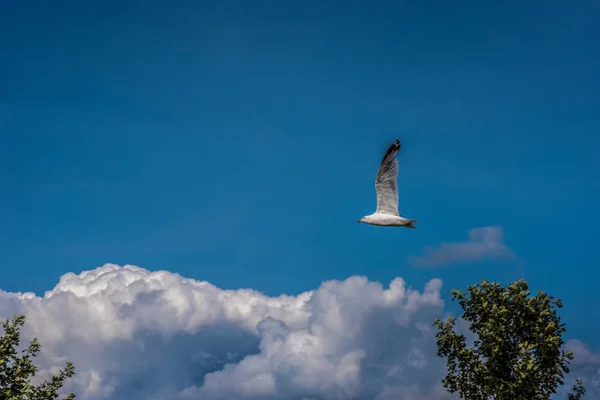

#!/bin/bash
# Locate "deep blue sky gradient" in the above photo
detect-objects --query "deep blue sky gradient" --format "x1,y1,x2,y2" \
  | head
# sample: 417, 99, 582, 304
1, 0, 599, 344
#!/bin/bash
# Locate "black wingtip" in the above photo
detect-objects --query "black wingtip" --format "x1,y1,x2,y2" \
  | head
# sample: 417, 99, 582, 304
380, 139, 401, 163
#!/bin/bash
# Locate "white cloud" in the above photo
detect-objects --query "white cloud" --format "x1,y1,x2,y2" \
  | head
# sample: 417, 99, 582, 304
0, 264, 448, 400
564, 339, 600, 399
0, 264, 595, 399
567, 339, 600, 367
409, 226, 514, 267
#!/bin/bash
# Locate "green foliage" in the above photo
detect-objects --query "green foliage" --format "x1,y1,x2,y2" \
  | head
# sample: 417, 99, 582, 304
0, 315, 76, 400
433, 279, 586, 400
568, 380, 586, 400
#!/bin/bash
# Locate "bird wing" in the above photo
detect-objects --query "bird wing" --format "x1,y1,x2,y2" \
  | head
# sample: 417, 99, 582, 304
375, 139, 401, 215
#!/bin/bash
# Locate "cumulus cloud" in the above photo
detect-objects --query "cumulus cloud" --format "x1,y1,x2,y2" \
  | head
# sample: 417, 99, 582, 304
0, 264, 451, 400
0, 264, 595, 399
409, 226, 514, 268
567, 339, 600, 367
564, 339, 600, 399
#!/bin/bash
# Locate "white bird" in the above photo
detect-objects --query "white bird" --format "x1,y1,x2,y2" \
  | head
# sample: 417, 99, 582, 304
358, 139, 417, 228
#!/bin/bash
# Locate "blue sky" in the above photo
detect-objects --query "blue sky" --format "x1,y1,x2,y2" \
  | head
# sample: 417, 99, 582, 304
1, 0, 599, 348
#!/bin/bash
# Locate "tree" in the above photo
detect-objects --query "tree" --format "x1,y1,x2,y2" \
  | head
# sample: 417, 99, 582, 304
433, 279, 585, 400
0, 315, 76, 400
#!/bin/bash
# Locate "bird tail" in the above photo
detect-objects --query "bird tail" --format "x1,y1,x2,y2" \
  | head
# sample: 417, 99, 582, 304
405, 219, 418, 229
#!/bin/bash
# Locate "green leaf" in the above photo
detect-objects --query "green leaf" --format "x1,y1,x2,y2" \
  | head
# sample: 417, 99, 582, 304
0, 315, 76, 400
433, 279, 585, 400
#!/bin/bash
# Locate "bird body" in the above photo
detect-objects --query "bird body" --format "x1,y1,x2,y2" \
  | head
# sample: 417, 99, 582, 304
358, 139, 417, 229
359, 213, 416, 228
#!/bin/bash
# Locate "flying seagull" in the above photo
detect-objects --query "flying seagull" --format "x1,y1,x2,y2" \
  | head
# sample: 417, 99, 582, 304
358, 139, 417, 228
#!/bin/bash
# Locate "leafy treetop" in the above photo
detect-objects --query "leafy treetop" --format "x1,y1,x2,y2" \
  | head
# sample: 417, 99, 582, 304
0, 315, 76, 400
433, 279, 585, 400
